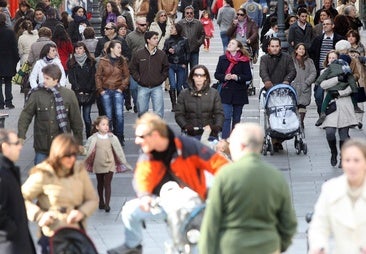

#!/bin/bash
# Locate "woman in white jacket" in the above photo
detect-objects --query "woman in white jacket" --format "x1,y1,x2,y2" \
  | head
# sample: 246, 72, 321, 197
29, 43, 67, 89
308, 139, 366, 254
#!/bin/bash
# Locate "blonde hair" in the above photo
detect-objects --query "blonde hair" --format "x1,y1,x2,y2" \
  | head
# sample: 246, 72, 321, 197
135, 112, 168, 138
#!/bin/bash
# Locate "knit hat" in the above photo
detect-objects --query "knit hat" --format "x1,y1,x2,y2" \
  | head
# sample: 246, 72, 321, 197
335, 40, 351, 51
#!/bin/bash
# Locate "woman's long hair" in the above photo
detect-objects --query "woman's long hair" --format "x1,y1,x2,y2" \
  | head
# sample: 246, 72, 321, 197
231, 39, 250, 57
20, 19, 34, 35
188, 64, 211, 87
39, 43, 57, 59
293, 43, 309, 70
52, 24, 72, 44
103, 1, 120, 18
68, 41, 95, 68
106, 40, 126, 68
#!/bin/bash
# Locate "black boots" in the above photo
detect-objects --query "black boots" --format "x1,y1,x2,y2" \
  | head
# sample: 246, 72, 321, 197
338, 140, 344, 168
327, 140, 338, 167
169, 89, 177, 112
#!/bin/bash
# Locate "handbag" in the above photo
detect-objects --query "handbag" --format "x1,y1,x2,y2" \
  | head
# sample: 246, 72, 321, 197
12, 61, 31, 85
211, 81, 222, 93
355, 86, 366, 103
76, 92, 95, 106
325, 101, 337, 115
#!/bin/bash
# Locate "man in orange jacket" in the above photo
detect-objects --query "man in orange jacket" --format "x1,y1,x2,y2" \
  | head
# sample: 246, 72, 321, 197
107, 112, 229, 254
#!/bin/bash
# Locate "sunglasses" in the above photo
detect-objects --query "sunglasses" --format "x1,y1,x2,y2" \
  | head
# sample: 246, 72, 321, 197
104, 27, 113, 30
185, 12, 194, 14
160, 14, 167, 17
237, 13, 245, 16
193, 73, 205, 77
138, 23, 147, 26
63, 152, 78, 158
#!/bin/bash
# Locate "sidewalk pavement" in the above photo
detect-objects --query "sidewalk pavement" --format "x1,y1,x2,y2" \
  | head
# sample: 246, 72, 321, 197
5, 26, 366, 254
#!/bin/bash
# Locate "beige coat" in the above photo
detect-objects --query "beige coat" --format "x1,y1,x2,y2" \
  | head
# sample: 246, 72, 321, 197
17, 30, 39, 66
149, 21, 172, 50
308, 174, 366, 254
320, 76, 358, 128
22, 161, 98, 237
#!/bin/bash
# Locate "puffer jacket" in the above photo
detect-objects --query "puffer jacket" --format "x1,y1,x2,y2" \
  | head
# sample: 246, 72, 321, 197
95, 56, 130, 94
175, 84, 224, 131
163, 35, 190, 65
18, 86, 84, 154
22, 161, 98, 237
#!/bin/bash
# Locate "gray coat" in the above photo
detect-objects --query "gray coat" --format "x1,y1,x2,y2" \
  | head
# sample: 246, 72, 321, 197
292, 57, 316, 106
27, 37, 56, 65
320, 76, 358, 128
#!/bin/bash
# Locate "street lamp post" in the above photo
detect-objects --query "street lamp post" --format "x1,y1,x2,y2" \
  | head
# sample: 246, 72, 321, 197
276, 0, 289, 52
90, 0, 102, 37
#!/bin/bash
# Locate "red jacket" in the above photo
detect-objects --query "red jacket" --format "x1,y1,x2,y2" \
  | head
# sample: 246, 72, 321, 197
56, 40, 73, 71
134, 136, 229, 200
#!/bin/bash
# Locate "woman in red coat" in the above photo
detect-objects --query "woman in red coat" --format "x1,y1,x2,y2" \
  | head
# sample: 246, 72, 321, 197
52, 24, 73, 75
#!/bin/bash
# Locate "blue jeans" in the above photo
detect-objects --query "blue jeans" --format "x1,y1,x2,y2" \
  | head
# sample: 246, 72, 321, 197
314, 85, 324, 116
189, 52, 199, 70
129, 76, 138, 108
168, 64, 187, 94
80, 104, 92, 137
220, 31, 230, 53
137, 85, 164, 118
121, 199, 166, 248
101, 89, 124, 139
34, 152, 48, 165
222, 103, 244, 139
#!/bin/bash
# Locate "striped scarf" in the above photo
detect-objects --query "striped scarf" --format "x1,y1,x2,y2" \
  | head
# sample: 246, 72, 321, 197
26, 84, 68, 133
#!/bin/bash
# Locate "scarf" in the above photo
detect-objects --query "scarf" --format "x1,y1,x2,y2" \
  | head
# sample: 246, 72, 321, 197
73, 14, 87, 24
222, 51, 250, 87
26, 84, 68, 133
158, 21, 167, 37
236, 19, 248, 37
75, 53, 87, 67
34, 15, 46, 30
43, 56, 54, 64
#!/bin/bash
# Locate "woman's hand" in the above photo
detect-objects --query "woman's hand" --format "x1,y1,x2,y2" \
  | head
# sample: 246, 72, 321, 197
139, 196, 153, 212
66, 210, 85, 224
38, 211, 55, 227
117, 89, 122, 93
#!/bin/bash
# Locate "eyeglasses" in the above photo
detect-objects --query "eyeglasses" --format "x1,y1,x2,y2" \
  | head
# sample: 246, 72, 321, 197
6, 140, 21, 146
237, 13, 245, 16
63, 152, 78, 158
104, 27, 114, 30
138, 23, 147, 26
185, 12, 194, 15
160, 14, 167, 17
135, 131, 152, 139
322, 23, 332, 26
193, 73, 206, 78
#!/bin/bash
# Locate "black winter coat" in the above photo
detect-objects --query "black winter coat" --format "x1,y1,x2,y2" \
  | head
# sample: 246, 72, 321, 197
0, 155, 36, 254
67, 57, 97, 105
67, 18, 90, 43
163, 35, 190, 65
214, 55, 252, 105
0, 27, 19, 77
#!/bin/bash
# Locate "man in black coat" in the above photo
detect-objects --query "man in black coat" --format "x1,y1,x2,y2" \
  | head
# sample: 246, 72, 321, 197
0, 129, 36, 254
0, 13, 19, 109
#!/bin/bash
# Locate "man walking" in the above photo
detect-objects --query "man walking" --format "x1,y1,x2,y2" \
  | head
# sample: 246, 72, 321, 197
199, 122, 297, 254
288, 8, 313, 53
107, 112, 229, 254
0, 129, 36, 254
129, 31, 169, 118
177, 5, 205, 71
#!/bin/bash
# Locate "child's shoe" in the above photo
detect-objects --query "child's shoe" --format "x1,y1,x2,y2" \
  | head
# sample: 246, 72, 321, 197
315, 112, 326, 126
354, 106, 364, 113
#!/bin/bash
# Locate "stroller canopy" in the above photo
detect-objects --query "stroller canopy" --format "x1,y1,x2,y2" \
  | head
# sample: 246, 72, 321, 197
264, 84, 298, 108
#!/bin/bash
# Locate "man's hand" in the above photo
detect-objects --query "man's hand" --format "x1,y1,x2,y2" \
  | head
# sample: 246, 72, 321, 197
139, 196, 153, 212
264, 81, 273, 89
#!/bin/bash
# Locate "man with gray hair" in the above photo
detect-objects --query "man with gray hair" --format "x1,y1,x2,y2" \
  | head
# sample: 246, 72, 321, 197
199, 122, 297, 254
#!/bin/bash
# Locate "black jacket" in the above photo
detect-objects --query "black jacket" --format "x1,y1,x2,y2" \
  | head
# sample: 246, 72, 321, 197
0, 155, 36, 254
163, 35, 190, 65
0, 27, 19, 77
309, 33, 344, 75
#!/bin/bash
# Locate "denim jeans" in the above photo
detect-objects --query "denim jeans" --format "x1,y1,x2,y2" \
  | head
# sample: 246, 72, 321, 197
101, 89, 124, 138
130, 76, 138, 108
137, 84, 164, 118
80, 104, 92, 137
0, 76, 13, 107
121, 199, 166, 248
220, 31, 230, 53
189, 52, 199, 70
34, 152, 48, 165
168, 64, 187, 94
222, 103, 244, 139
314, 85, 324, 116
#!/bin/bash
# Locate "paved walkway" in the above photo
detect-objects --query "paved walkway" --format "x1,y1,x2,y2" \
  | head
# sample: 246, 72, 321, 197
7, 22, 366, 253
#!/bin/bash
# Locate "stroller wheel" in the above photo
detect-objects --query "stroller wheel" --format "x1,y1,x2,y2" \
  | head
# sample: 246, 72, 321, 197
302, 142, 308, 155
295, 142, 301, 155
262, 144, 268, 156
269, 142, 274, 155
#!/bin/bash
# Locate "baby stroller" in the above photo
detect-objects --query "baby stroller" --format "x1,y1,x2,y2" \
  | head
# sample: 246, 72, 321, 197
261, 84, 307, 155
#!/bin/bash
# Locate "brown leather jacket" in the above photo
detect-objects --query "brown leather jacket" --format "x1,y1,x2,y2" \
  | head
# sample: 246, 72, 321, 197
95, 56, 130, 94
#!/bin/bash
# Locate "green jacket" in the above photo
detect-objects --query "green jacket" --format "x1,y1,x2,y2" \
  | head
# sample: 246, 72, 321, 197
18, 87, 83, 154
199, 153, 297, 254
